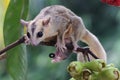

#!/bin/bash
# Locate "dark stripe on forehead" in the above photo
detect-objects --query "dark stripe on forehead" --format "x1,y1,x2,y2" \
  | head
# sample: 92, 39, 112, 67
31, 22, 36, 34
32, 27, 35, 34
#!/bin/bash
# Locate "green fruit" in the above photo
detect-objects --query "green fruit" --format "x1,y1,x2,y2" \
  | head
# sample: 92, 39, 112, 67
69, 78, 76, 80
67, 60, 120, 80
67, 61, 84, 79
81, 69, 92, 80
98, 67, 120, 80
90, 72, 99, 80
84, 59, 106, 72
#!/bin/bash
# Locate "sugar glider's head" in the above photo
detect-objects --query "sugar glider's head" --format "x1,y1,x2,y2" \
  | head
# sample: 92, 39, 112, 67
21, 17, 54, 46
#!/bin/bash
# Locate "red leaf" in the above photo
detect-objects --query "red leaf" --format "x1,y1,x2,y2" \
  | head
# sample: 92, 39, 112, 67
101, 0, 120, 6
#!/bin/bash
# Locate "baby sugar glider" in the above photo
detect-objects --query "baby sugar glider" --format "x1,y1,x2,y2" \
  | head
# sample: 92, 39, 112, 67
21, 5, 107, 63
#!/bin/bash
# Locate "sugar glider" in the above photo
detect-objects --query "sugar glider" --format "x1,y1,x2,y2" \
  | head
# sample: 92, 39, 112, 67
21, 5, 107, 63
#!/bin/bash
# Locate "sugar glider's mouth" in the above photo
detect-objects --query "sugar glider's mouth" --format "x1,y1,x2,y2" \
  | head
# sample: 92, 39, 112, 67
51, 51, 66, 63
50, 49, 72, 63
31, 40, 40, 46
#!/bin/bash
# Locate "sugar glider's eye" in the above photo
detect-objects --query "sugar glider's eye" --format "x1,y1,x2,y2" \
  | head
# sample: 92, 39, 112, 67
37, 31, 43, 38
27, 32, 31, 38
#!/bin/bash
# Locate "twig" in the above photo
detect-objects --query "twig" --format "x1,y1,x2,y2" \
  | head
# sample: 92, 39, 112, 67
76, 47, 99, 59
65, 43, 99, 59
0, 37, 25, 55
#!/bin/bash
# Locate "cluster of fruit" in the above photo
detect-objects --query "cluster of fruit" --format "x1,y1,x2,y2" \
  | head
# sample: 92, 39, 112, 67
67, 59, 120, 80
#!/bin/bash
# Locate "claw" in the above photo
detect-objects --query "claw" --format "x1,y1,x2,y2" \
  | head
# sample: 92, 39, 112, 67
55, 41, 67, 53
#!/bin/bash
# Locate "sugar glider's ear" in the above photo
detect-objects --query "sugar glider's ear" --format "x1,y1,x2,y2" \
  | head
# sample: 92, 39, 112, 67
20, 19, 29, 27
42, 17, 50, 26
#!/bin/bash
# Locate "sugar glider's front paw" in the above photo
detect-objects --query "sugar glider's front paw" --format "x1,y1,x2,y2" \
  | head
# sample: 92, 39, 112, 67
55, 42, 67, 53
24, 34, 31, 45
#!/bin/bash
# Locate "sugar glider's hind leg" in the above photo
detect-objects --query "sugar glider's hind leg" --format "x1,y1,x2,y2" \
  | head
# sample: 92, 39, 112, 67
70, 16, 106, 62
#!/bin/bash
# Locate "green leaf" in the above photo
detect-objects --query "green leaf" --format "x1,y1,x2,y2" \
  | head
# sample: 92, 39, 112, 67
3, 0, 29, 80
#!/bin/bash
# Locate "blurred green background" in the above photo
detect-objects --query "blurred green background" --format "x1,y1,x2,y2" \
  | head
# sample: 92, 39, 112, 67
0, 0, 120, 80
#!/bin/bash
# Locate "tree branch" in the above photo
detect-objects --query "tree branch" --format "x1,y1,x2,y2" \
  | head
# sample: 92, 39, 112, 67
0, 36, 99, 60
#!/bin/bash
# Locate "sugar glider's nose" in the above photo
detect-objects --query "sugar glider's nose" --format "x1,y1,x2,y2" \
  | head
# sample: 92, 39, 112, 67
31, 41, 38, 46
